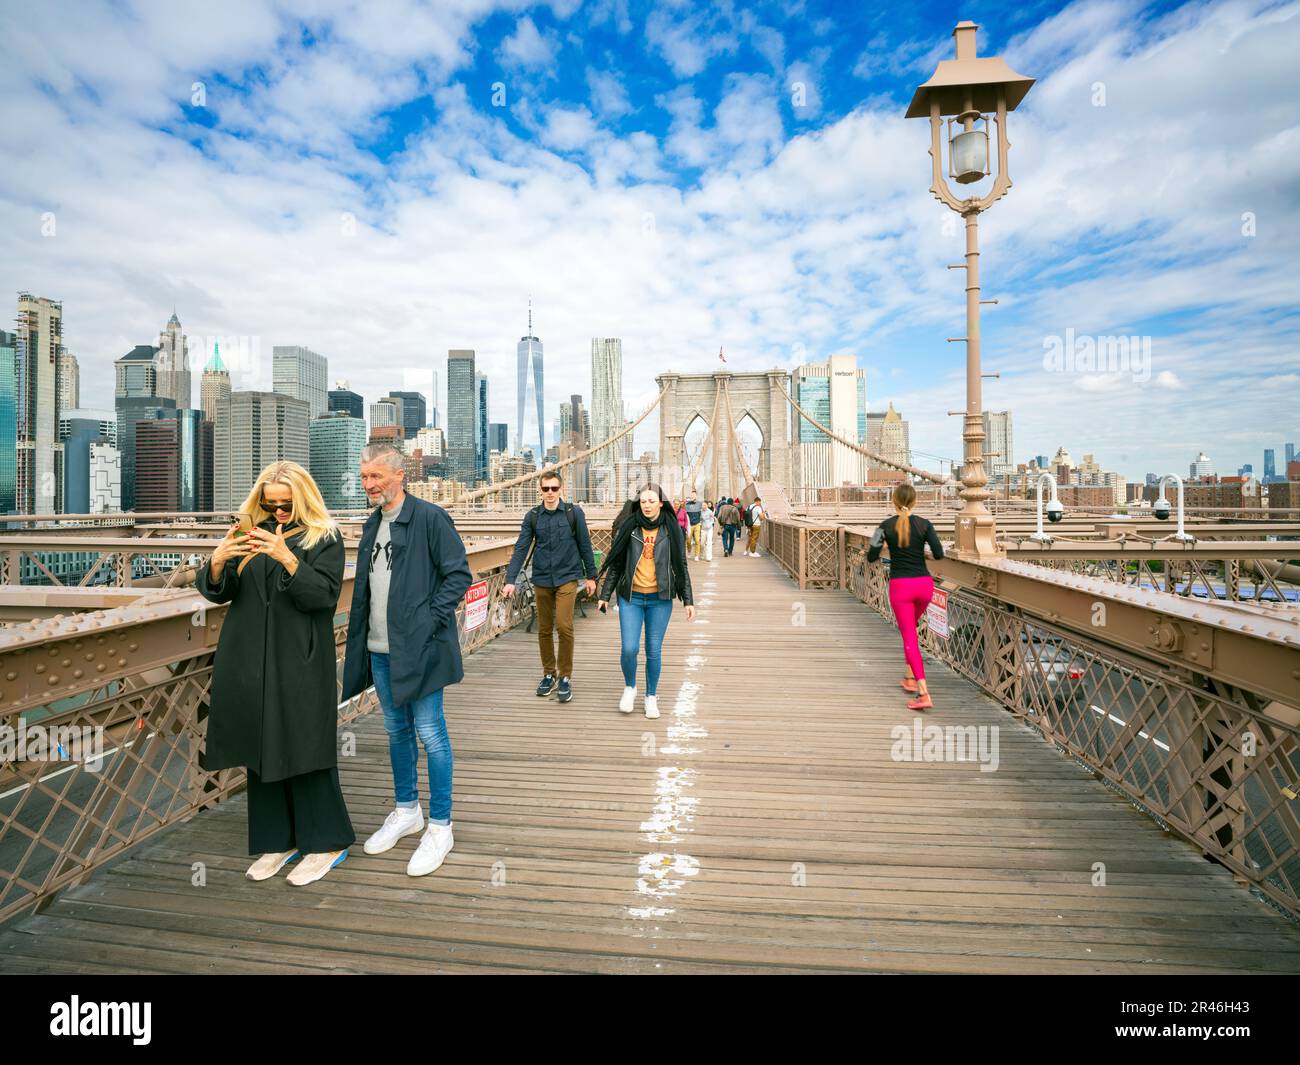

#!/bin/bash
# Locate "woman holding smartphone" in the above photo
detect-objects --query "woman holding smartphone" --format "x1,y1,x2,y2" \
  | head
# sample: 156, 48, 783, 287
197, 460, 354, 885
597, 484, 695, 719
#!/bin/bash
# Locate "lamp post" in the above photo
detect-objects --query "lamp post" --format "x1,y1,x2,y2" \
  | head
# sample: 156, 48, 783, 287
906, 21, 1034, 559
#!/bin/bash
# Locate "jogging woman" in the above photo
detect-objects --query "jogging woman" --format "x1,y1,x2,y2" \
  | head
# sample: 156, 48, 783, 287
598, 484, 695, 719
867, 483, 945, 711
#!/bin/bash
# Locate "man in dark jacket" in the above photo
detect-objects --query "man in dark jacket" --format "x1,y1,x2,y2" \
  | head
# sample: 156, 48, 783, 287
717, 499, 742, 557
502, 469, 596, 704
342, 443, 472, 878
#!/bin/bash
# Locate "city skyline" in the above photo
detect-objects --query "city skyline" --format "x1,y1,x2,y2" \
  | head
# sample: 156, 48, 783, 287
3, 2, 1295, 482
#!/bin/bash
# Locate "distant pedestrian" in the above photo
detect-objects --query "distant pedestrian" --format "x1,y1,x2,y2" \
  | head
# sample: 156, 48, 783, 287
343, 443, 473, 877
685, 494, 703, 559
744, 497, 765, 556
867, 482, 945, 711
699, 499, 715, 561
717, 498, 742, 557
502, 469, 598, 704
597, 484, 695, 719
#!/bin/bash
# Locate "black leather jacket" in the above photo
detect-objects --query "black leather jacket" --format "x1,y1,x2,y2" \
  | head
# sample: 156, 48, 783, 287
599, 520, 693, 605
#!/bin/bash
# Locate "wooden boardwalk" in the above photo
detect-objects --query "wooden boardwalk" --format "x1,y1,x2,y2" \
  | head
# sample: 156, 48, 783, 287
3, 553, 1299, 974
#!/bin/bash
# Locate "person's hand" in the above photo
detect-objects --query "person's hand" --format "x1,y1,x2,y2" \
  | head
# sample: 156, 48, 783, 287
248, 524, 296, 570
597, 600, 608, 614
503, 583, 516, 599
685, 604, 696, 622
584, 579, 596, 598
211, 522, 251, 569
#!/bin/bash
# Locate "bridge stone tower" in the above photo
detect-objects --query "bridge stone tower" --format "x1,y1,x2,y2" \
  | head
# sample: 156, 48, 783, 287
656, 369, 792, 499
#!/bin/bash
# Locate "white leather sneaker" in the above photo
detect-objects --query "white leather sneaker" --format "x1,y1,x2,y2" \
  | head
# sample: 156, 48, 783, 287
619, 686, 636, 713
245, 849, 299, 881
645, 695, 660, 719
363, 806, 424, 855
407, 823, 454, 877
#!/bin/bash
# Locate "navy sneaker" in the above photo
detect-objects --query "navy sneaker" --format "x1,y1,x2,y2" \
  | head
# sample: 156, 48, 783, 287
556, 677, 573, 703
536, 674, 556, 696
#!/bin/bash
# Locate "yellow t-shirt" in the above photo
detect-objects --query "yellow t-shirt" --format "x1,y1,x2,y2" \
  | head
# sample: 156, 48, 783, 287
632, 529, 659, 593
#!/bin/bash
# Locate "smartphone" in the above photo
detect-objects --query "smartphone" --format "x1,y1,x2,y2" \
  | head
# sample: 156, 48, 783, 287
236, 513, 253, 538
599, 602, 608, 614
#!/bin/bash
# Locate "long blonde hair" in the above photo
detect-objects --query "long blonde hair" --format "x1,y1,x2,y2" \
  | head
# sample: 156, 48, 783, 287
237, 461, 338, 550
892, 482, 917, 548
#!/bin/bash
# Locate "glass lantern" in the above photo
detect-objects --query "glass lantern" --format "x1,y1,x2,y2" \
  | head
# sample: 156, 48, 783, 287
949, 113, 990, 185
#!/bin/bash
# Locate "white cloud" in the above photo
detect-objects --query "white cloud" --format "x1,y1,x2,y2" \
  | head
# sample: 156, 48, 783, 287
497, 15, 560, 71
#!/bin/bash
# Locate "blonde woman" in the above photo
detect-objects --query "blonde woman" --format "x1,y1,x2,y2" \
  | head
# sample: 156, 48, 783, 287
866, 483, 945, 711
197, 461, 354, 885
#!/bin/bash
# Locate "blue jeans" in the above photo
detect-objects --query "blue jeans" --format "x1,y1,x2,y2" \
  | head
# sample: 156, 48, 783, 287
722, 525, 738, 554
370, 652, 452, 824
618, 591, 674, 696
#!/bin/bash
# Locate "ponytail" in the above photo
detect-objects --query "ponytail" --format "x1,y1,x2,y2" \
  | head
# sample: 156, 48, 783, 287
891, 482, 918, 548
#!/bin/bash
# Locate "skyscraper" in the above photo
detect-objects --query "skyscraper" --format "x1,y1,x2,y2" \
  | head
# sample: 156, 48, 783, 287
62, 416, 107, 514
89, 443, 120, 513
0, 330, 17, 514
476, 372, 490, 484
310, 411, 368, 508
488, 422, 509, 455
213, 392, 310, 509
982, 410, 1014, 477
1287, 442, 1296, 470
329, 380, 364, 419
370, 400, 398, 428
272, 345, 328, 420
136, 408, 208, 511
1264, 449, 1277, 482
58, 352, 80, 411
447, 350, 477, 485
591, 338, 625, 463
115, 396, 176, 510
794, 355, 868, 489
16, 293, 65, 513
873, 402, 910, 471
516, 303, 544, 458
201, 342, 231, 423
388, 391, 427, 440
155, 312, 192, 409
1191, 452, 1215, 480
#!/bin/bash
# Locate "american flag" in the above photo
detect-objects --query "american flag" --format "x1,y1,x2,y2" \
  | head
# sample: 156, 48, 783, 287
718, 345, 726, 363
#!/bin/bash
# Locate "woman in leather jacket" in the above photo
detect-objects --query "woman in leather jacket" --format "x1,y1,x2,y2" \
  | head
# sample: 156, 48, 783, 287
597, 483, 695, 720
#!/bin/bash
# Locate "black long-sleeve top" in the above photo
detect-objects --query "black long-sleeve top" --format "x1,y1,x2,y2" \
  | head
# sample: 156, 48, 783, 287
866, 514, 944, 579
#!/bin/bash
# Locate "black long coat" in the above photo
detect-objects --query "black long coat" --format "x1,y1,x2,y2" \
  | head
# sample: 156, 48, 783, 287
341, 494, 473, 708
195, 521, 345, 782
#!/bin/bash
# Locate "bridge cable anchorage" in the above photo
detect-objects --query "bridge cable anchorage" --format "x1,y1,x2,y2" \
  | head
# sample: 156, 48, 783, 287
683, 383, 723, 496
448, 383, 670, 507
771, 377, 953, 487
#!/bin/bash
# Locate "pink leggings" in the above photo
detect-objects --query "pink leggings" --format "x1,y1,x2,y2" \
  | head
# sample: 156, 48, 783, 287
888, 576, 934, 682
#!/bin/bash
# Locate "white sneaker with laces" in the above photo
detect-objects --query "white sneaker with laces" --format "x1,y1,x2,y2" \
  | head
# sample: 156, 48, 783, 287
619, 686, 636, 713
407, 823, 454, 877
645, 695, 660, 719
363, 806, 424, 855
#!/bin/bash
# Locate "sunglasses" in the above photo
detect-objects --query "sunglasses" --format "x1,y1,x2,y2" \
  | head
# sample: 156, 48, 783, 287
260, 499, 294, 514
540, 485, 561, 493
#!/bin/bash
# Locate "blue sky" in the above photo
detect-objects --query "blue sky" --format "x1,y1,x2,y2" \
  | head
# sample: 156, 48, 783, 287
2, 0, 1297, 482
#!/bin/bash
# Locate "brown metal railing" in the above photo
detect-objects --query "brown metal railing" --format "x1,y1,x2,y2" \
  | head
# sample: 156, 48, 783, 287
762, 516, 1300, 917
0, 541, 535, 923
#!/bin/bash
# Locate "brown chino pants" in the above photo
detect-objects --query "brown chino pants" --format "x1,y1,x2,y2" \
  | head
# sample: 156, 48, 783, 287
534, 581, 578, 678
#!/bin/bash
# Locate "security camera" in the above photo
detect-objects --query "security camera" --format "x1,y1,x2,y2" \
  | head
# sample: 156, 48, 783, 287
1046, 499, 1064, 523
1153, 498, 1171, 521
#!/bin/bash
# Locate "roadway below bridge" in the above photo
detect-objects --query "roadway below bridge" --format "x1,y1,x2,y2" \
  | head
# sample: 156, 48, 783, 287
3, 552, 1298, 974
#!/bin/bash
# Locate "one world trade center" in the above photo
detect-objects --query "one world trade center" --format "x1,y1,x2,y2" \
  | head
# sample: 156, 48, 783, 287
516, 301, 544, 461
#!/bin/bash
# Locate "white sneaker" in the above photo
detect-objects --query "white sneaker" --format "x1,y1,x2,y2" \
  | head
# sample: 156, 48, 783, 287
286, 849, 348, 886
619, 686, 636, 713
363, 806, 424, 855
245, 849, 299, 881
645, 695, 660, 719
407, 823, 454, 877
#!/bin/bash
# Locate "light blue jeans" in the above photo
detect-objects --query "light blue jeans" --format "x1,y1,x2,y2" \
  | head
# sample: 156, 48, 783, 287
618, 591, 674, 696
370, 652, 452, 824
